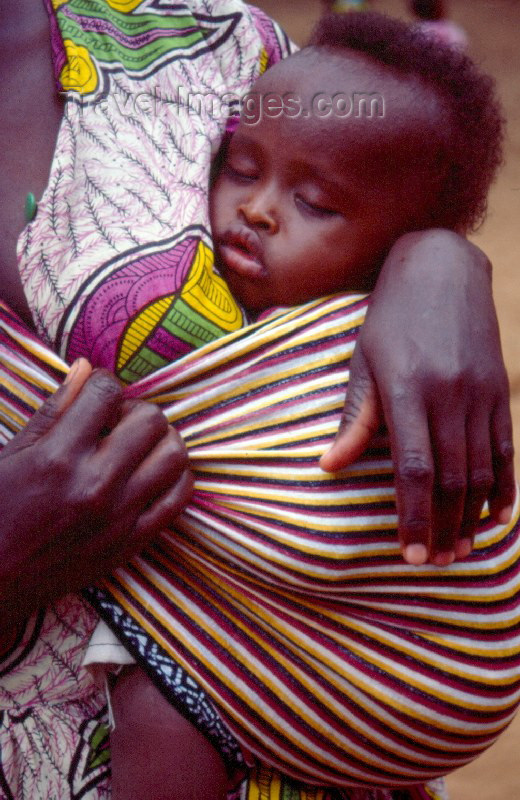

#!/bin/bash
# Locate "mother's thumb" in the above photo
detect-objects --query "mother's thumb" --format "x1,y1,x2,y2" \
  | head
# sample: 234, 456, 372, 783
320, 357, 381, 472
8, 358, 92, 448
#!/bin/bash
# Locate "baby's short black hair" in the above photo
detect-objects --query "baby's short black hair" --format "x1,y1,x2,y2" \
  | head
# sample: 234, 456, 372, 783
308, 12, 504, 232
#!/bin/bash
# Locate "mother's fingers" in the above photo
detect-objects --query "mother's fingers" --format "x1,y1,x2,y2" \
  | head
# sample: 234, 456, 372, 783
320, 348, 381, 472
94, 399, 170, 486
105, 427, 193, 562
63, 357, 94, 392
62, 425, 192, 572
453, 406, 495, 558
3, 358, 94, 452
51, 368, 124, 447
384, 395, 434, 565
489, 397, 516, 522
133, 466, 194, 543
429, 413, 467, 566
118, 425, 191, 521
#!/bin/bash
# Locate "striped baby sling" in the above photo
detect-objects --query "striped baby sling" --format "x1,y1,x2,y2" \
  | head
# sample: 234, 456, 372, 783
1, 293, 520, 789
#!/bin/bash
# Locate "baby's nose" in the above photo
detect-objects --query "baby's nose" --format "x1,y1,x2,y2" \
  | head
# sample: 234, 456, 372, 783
238, 191, 279, 233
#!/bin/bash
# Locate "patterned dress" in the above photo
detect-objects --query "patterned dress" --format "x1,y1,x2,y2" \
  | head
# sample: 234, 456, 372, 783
4, 1, 288, 795
0, 1, 518, 798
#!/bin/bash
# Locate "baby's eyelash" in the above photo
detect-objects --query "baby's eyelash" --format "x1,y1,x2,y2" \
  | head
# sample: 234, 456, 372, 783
223, 163, 257, 182
295, 194, 338, 218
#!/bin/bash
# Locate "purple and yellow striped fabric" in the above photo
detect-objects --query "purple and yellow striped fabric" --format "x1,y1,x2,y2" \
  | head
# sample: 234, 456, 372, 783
1, 295, 520, 789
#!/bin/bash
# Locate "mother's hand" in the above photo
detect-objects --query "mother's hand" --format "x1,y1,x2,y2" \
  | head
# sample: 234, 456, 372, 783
321, 229, 515, 565
0, 360, 193, 631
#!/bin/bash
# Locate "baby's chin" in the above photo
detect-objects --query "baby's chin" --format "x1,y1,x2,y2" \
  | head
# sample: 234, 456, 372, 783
217, 245, 264, 283
216, 264, 262, 312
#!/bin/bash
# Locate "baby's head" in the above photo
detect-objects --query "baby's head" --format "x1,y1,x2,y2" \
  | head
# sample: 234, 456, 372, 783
210, 11, 503, 312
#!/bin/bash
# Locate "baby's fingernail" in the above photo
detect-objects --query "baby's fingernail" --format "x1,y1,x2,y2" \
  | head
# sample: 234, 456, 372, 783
455, 538, 472, 559
403, 543, 428, 565
433, 551, 455, 567
497, 505, 513, 525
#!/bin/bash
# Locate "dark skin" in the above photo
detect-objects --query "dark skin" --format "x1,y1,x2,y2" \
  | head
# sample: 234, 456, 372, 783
212, 51, 516, 565
0, 359, 194, 633
110, 667, 228, 800
0, 4, 516, 797
210, 51, 449, 309
322, 229, 515, 564
0, 1, 61, 326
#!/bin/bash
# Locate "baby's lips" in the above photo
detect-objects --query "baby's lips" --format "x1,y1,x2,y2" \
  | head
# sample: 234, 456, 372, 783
218, 225, 265, 278
218, 242, 264, 279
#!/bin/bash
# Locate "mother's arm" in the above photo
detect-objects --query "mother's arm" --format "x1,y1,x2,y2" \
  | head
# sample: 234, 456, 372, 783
321, 229, 515, 565
0, 360, 193, 639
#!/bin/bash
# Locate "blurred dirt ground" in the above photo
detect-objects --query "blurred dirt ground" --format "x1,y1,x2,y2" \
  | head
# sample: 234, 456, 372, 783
251, 2, 520, 798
